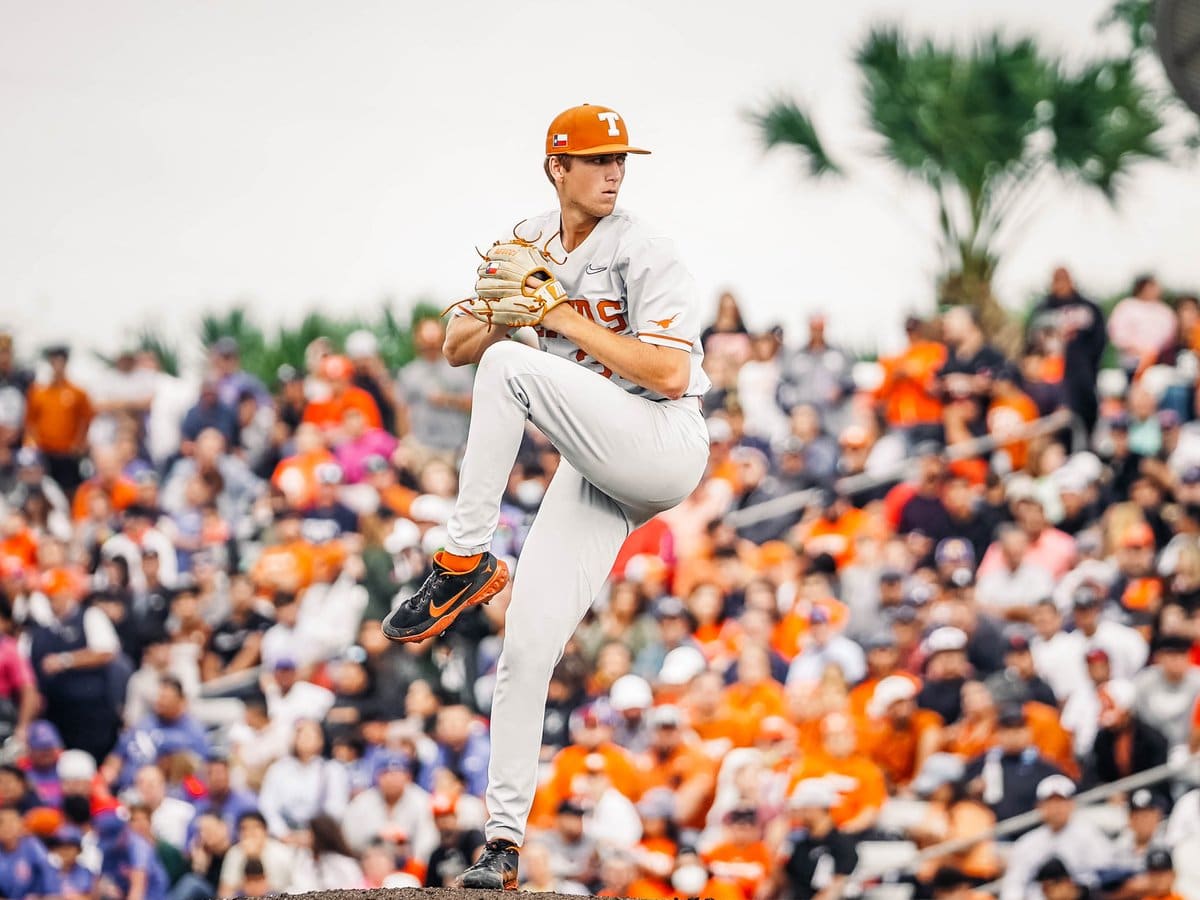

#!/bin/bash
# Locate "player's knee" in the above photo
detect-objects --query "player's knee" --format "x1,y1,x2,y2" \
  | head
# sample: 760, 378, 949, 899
477, 339, 527, 376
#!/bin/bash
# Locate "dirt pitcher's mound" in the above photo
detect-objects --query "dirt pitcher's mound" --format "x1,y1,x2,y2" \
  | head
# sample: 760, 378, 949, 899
285, 889, 595, 900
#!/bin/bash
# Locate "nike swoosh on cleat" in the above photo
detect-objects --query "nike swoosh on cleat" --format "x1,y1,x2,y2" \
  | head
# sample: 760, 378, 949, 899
429, 585, 471, 617
584, 263, 607, 275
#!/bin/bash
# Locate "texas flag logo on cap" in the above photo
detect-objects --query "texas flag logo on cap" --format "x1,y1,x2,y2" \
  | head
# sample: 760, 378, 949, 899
551, 133, 569, 149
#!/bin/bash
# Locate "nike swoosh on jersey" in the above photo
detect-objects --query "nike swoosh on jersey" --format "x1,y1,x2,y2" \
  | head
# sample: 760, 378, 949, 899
584, 263, 608, 275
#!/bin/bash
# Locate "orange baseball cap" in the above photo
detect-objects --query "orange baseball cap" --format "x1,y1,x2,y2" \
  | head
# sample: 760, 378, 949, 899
545, 104, 650, 157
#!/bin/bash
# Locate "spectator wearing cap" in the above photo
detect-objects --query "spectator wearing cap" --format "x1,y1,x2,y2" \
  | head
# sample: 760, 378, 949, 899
1107, 520, 1165, 627
788, 712, 886, 834
48, 822, 94, 896
27, 567, 122, 761
1093, 677, 1169, 791
303, 462, 359, 539
963, 704, 1065, 823
860, 674, 942, 789
1112, 789, 1168, 873
343, 750, 436, 859
985, 632, 1058, 708
424, 792, 485, 887
258, 719, 349, 842
778, 778, 858, 900
1031, 856, 1089, 900
1027, 267, 1106, 432
1070, 585, 1148, 681
609, 673, 654, 753
536, 798, 597, 886
1000, 775, 1112, 900
785, 605, 866, 686
1135, 634, 1200, 752
1137, 847, 1186, 900
342, 329, 398, 434
848, 630, 920, 720
396, 317, 474, 468
637, 705, 717, 830
532, 701, 640, 827
0, 803, 60, 897
19, 719, 63, 806
916, 626, 972, 724
24, 344, 93, 496
94, 805, 171, 900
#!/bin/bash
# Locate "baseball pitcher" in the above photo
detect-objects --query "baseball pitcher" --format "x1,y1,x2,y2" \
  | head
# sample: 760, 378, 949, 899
382, 103, 710, 889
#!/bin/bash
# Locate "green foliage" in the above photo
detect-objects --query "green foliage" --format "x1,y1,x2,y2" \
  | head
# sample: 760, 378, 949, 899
199, 301, 444, 387
751, 25, 1172, 334
91, 326, 182, 377
1100, 0, 1156, 52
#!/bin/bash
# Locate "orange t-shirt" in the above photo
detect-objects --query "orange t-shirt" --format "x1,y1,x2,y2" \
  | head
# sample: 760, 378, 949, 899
638, 744, 718, 829
302, 386, 382, 431
796, 508, 872, 569
721, 681, 787, 724
987, 393, 1039, 471
876, 341, 947, 428
271, 449, 337, 510
25, 381, 92, 455
0, 529, 38, 568
860, 709, 942, 787
788, 753, 887, 830
848, 673, 922, 721
946, 704, 1077, 779
71, 477, 138, 521
686, 708, 757, 751
771, 597, 851, 660
251, 540, 317, 593
530, 743, 644, 827
702, 841, 772, 900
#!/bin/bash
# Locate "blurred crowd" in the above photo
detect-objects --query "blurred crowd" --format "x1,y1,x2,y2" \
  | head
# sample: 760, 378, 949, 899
1, 267, 1200, 898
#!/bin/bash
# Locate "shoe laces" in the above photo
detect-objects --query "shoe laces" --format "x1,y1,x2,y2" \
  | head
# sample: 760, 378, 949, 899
402, 566, 451, 612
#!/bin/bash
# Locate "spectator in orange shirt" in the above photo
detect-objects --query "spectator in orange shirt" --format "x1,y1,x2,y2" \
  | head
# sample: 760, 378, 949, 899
669, 848, 745, 900
861, 675, 943, 790
251, 509, 317, 594
271, 423, 337, 510
909, 754, 1001, 885
632, 788, 677, 888
530, 702, 643, 829
874, 316, 946, 435
70, 445, 138, 522
721, 645, 786, 724
24, 345, 92, 495
788, 712, 887, 834
848, 631, 921, 720
986, 367, 1039, 472
638, 705, 717, 831
793, 490, 870, 570
701, 807, 772, 900
682, 670, 756, 754
303, 355, 383, 437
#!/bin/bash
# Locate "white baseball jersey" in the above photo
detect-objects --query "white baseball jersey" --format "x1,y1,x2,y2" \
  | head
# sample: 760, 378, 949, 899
510, 209, 711, 400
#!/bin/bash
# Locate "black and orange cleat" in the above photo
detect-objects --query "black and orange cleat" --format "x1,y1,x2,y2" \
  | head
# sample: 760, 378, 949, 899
381, 551, 508, 643
460, 839, 520, 890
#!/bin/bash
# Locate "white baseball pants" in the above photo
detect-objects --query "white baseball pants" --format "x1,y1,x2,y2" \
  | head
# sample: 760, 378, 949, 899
445, 340, 708, 846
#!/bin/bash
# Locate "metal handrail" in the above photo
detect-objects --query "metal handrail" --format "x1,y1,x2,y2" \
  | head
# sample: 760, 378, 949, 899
724, 409, 1081, 529
848, 752, 1200, 891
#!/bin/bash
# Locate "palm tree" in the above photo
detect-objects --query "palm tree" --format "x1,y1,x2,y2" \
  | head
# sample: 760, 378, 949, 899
752, 27, 1168, 338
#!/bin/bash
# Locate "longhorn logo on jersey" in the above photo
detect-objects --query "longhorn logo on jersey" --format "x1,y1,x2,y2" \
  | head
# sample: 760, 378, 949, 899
646, 314, 679, 330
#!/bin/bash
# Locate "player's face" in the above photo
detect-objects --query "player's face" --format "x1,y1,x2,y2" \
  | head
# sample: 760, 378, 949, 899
562, 153, 626, 217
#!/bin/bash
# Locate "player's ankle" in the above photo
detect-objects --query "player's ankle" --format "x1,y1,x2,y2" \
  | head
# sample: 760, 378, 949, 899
435, 549, 483, 573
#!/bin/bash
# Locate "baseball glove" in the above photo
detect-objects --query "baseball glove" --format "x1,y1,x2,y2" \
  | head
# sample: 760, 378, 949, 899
455, 238, 569, 328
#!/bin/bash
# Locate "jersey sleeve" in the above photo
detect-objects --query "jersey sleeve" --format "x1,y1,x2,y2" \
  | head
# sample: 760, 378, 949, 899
623, 236, 700, 352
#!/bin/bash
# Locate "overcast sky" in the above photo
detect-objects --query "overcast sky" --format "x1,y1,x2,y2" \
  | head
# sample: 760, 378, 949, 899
3, 0, 1198, 364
